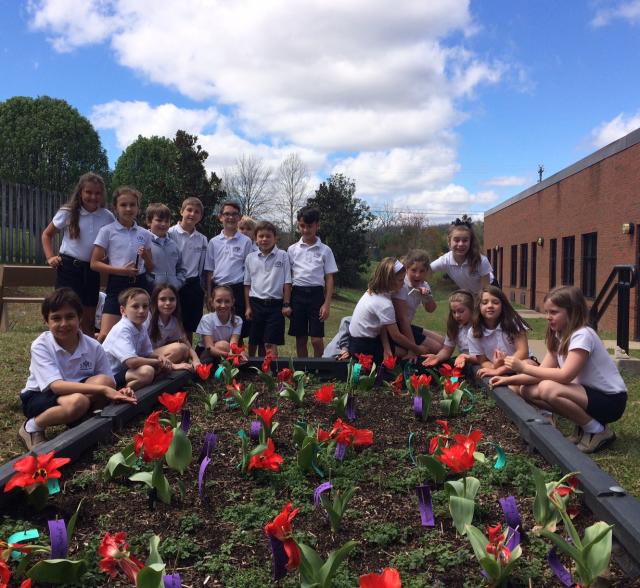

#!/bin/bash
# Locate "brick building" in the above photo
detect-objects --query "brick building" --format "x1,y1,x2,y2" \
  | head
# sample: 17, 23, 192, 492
484, 127, 640, 338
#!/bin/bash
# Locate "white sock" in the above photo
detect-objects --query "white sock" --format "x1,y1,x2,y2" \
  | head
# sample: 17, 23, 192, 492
25, 418, 44, 433
583, 419, 604, 434
539, 410, 552, 417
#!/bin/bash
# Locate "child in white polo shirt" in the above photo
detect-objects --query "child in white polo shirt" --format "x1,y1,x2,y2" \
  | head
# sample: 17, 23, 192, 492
19, 289, 136, 450
244, 221, 292, 357
102, 288, 172, 390
287, 207, 338, 357
91, 186, 153, 341
168, 196, 208, 344
146, 203, 186, 291
204, 201, 253, 339
41, 172, 115, 335
195, 285, 247, 362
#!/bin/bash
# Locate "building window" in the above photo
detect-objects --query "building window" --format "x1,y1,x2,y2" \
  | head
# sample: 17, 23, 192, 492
520, 243, 528, 287
549, 238, 557, 289
561, 236, 575, 286
581, 232, 597, 298
498, 247, 504, 287
510, 245, 517, 286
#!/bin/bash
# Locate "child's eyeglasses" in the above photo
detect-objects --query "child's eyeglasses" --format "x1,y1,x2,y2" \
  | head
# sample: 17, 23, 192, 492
221, 212, 240, 217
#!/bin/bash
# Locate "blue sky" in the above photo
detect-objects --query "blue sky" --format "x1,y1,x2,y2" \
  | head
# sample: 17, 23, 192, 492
1, 0, 640, 220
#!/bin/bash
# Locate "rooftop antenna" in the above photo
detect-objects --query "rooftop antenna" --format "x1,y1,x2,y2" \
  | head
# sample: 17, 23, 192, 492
538, 164, 544, 183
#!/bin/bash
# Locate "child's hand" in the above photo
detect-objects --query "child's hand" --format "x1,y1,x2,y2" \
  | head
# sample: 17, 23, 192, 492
419, 286, 431, 297
173, 362, 192, 371
422, 354, 438, 367
245, 307, 253, 321
477, 366, 499, 379
47, 255, 62, 268
454, 354, 467, 369
282, 306, 292, 318
107, 386, 137, 404
122, 261, 138, 278
489, 375, 509, 389
319, 303, 330, 321
493, 349, 506, 367
504, 355, 524, 373
336, 349, 351, 361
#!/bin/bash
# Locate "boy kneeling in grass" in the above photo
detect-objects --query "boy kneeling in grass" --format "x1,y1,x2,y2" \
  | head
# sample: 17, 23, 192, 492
19, 288, 137, 450
102, 287, 172, 390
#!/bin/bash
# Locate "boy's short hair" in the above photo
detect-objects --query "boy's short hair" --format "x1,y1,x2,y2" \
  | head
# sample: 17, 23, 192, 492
239, 215, 257, 231
118, 287, 150, 307
297, 206, 320, 224
219, 200, 241, 214
180, 196, 204, 214
41, 288, 83, 321
145, 202, 172, 223
255, 220, 277, 236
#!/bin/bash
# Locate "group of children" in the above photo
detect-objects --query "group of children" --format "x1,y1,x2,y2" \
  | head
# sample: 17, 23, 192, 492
19, 175, 627, 456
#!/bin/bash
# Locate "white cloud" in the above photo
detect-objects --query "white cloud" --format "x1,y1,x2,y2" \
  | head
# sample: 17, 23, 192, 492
31, 0, 508, 209
591, 0, 640, 27
590, 112, 640, 148
482, 175, 528, 187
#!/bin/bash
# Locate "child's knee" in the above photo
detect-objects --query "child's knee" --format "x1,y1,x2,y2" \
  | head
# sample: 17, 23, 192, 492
62, 394, 91, 420
311, 337, 323, 346
537, 380, 556, 399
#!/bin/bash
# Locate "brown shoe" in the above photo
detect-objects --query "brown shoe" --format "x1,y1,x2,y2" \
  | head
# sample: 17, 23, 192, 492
18, 422, 45, 450
566, 425, 583, 444
577, 426, 615, 454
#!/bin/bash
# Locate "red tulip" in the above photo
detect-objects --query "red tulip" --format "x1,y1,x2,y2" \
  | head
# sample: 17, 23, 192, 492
409, 373, 432, 392
98, 531, 144, 583
196, 363, 213, 380
261, 354, 273, 373
317, 428, 331, 442
439, 364, 462, 378
133, 411, 173, 462
314, 384, 335, 404
382, 356, 397, 370
20, 579, 32, 588
355, 353, 374, 372
487, 523, 504, 545
277, 368, 294, 383
248, 438, 283, 472
158, 391, 187, 414
359, 567, 402, 588
253, 406, 279, 430
391, 373, 405, 395
486, 542, 511, 565
264, 503, 301, 571
444, 379, 461, 395
0, 561, 9, 586
4, 451, 71, 493
229, 342, 245, 366
330, 418, 373, 447
429, 420, 450, 454
437, 442, 475, 473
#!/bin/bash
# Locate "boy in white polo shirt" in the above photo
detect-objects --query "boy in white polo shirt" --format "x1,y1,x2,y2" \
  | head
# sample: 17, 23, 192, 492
287, 207, 338, 357
244, 221, 292, 357
102, 288, 172, 390
168, 196, 208, 344
204, 201, 253, 338
146, 203, 186, 291
19, 289, 137, 450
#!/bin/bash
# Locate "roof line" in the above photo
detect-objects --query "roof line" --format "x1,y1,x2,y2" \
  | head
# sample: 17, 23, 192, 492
484, 126, 640, 217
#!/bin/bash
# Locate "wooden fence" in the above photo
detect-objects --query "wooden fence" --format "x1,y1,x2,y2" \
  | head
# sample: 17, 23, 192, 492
0, 180, 64, 264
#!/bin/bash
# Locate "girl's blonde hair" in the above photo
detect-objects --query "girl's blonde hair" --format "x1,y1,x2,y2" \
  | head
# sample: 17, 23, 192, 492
149, 284, 182, 345
62, 172, 107, 239
403, 249, 430, 270
448, 220, 481, 274
209, 285, 236, 325
112, 186, 141, 218
471, 285, 530, 342
239, 215, 257, 231
368, 257, 405, 295
543, 286, 588, 356
446, 289, 474, 341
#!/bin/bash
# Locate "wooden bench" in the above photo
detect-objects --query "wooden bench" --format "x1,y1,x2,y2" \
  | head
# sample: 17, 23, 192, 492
0, 265, 55, 331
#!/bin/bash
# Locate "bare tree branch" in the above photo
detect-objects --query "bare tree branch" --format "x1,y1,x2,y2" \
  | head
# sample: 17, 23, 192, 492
222, 153, 273, 217
274, 153, 309, 240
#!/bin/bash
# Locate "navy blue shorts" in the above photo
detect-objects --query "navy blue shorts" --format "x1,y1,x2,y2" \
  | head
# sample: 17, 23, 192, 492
249, 298, 285, 346
584, 387, 627, 423
56, 255, 101, 307
21, 389, 59, 419
411, 324, 426, 345
180, 277, 205, 333
227, 282, 249, 339
103, 274, 151, 316
289, 285, 325, 338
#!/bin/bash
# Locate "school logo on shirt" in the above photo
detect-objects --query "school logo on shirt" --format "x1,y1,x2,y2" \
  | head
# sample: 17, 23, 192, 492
136, 234, 146, 243
233, 246, 241, 253
275, 261, 283, 267
79, 359, 93, 372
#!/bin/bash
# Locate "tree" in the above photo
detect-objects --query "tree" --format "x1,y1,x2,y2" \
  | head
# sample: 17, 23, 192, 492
306, 173, 374, 287
275, 153, 309, 243
0, 96, 109, 193
223, 154, 273, 218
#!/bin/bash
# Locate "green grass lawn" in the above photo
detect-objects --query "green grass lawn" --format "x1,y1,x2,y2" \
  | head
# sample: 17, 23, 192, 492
2, 283, 640, 497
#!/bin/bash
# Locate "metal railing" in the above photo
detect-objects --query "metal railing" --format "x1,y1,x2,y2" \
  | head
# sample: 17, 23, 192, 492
588, 264, 638, 354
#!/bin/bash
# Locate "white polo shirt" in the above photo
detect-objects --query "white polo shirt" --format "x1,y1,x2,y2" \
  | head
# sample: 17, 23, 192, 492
204, 231, 253, 285
53, 206, 115, 261
348, 292, 397, 338
94, 221, 152, 274
443, 324, 471, 354
144, 315, 185, 349
429, 251, 493, 292
196, 312, 243, 345
392, 277, 432, 323
287, 237, 338, 287
21, 331, 112, 395
168, 224, 208, 279
557, 327, 627, 394
468, 324, 520, 358
102, 316, 154, 375
244, 247, 292, 299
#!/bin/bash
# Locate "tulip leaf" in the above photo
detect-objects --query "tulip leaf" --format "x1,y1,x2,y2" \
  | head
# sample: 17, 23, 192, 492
533, 467, 551, 526
479, 555, 501, 579
582, 522, 613, 579
449, 495, 475, 534
465, 524, 490, 562
416, 455, 447, 484
152, 461, 172, 504
129, 472, 154, 488
104, 443, 137, 480
66, 498, 84, 542
136, 562, 166, 588
319, 540, 358, 587
146, 534, 164, 566
165, 427, 193, 474
27, 559, 87, 584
